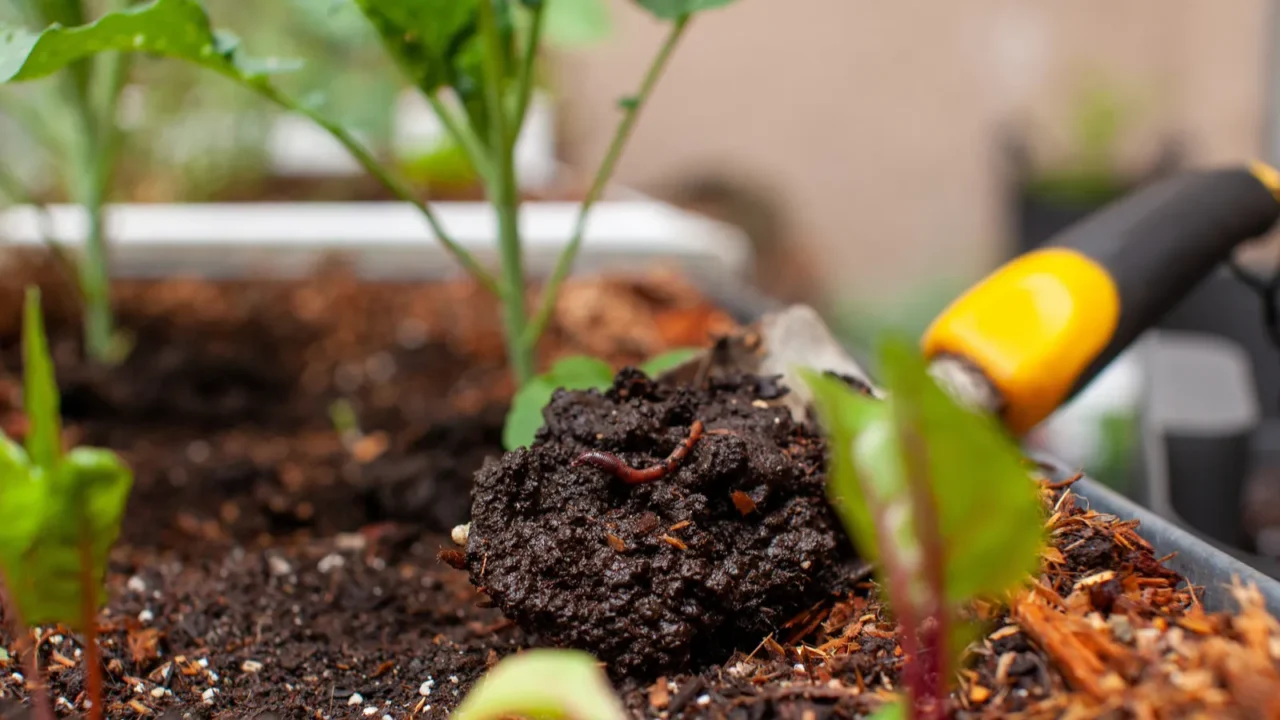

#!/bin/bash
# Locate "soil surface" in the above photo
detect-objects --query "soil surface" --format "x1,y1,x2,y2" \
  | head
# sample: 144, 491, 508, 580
462, 369, 864, 678
0, 253, 1277, 719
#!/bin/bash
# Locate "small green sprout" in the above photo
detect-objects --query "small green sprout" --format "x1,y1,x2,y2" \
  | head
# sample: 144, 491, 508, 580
802, 334, 1046, 720
328, 397, 363, 447
0, 287, 133, 720
502, 348, 700, 450
451, 648, 626, 720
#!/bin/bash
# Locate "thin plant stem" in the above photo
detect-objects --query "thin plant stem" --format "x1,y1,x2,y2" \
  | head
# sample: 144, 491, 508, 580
63, 79, 114, 363
899, 425, 948, 720
78, 538, 103, 720
425, 92, 494, 185
252, 83, 500, 296
0, 574, 55, 720
862, 484, 924, 719
511, 0, 546, 143
477, 0, 533, 386
522, 15, 692, 349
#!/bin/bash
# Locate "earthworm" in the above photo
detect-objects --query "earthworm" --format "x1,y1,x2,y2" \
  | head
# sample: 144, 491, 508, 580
572, 420, 704, 484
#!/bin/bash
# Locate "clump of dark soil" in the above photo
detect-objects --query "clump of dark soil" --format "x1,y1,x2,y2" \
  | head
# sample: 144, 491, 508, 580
461, 368, 863, 678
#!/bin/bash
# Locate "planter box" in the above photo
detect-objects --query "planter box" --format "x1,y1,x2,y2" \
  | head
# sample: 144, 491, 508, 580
1038, 454, 1280, 616
2, 204, 1275, 618
0, 198, 753, 286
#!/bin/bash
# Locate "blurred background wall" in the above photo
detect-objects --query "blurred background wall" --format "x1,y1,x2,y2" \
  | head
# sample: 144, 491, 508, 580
551, 0, 1272, 315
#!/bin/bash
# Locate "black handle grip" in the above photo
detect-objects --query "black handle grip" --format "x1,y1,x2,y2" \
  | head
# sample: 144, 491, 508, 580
1049, 165, 1280, 397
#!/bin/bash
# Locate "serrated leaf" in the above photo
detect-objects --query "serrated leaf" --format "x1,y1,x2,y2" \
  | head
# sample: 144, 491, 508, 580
502, 355, 614, 450
639, 347, 699, 377
0, 0, 300, 86
22, 287, 60, 473
452, 649, 626, 720
633, 0, 742, 20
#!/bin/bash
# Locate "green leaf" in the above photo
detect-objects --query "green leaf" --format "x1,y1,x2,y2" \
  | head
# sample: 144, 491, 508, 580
502, 355, 614, 450
802, 334, 1046, 606
633, 0, 742, 20
0, 0, 300, 86
0, 433, 43, 576
639, 347, 699, 377
876, 335, 1045, 602
32, 0, 86, 31
452, 649, 626, 720
60, 447, 134, 559
22, 287, 60, 473
14, 447, 133, 629
800, 369, 885, 566
543, 0, 612, 47
350, 0, 480, 93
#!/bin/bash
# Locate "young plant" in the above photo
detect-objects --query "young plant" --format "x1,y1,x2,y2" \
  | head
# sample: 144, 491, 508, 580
451, 648, 626, 720
502, 347, 698, 449
0, 0, 143, 364
0, 288, 134, 720
801, 335, 1046, 720
0, 0, 742, 386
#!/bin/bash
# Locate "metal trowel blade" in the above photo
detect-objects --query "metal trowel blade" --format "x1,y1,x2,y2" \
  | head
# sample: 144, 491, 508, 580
656, 304, 883, 420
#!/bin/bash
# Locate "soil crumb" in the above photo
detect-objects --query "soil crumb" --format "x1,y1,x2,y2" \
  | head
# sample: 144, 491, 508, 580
462, 368, 863, 678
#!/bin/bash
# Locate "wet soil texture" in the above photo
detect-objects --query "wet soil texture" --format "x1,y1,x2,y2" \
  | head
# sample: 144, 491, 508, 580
0, 253, 1277, 718
462, 369, 862, 678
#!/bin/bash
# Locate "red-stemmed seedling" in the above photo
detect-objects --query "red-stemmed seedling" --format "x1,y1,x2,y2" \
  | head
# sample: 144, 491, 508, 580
0, 288, 133, 720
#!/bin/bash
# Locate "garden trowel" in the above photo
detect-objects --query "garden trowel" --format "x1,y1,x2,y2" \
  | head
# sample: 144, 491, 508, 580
665, 162, 1280, 434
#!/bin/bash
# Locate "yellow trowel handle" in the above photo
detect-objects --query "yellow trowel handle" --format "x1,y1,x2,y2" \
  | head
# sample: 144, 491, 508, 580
923, 162, 1280, 436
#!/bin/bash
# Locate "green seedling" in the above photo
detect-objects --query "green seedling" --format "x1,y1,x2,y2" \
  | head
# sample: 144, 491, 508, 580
0, 287, 134, 720
0, 0, 161, 363
451, 648, 626, 720
502, 347, 699, 450
802, 335, 1046, 720
328, 397, 363, 447
1, 0, 742, 387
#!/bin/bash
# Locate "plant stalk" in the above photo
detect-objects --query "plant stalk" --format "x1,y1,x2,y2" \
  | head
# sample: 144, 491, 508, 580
511, 0, 546, 142
63, 86, 114, 363
253, 84, 500, 296
425, 92, 495, 185
477, 0, 533, 386
78, 182, 114, 362
522, 15, 692, 349
897, 424, 949, 720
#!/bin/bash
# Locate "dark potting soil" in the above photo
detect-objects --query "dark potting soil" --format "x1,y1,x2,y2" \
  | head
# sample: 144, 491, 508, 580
460, 369, 865, 678
1, 253, 1277, 718
0, 254, 735, 556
